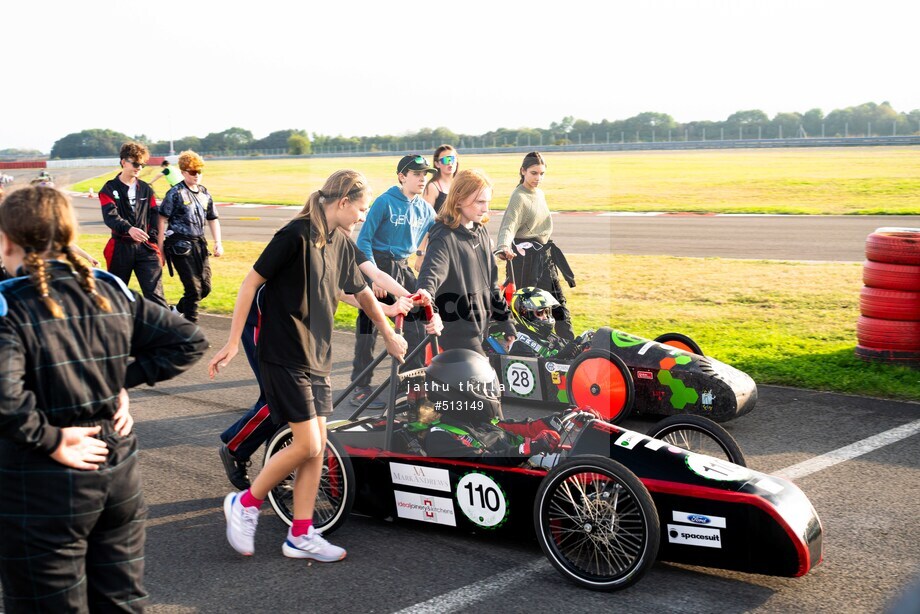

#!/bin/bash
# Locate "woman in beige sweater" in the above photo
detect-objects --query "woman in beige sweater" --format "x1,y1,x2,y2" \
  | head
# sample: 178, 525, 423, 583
496, 151, 575, 340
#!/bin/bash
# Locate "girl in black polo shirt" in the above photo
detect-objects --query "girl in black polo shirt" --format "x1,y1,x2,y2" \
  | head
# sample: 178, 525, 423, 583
209, 170, 408, 562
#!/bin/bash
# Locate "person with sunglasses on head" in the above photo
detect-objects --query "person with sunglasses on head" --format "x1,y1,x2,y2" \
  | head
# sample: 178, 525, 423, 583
157, 150, 223, 323
423, 144, 459, 214
209, 170, 409, 562
351, 155, 436, 409
99, 141, 168, 308
0, 186, 207, 612
495, 151, 576, 341
416, 169, 516, 355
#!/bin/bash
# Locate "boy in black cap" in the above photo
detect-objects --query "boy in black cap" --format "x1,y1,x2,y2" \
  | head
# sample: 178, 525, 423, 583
351, 155, 436, 407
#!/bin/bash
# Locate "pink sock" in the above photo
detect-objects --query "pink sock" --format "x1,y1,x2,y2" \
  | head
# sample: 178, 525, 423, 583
291, 519, 313, 537
239, 489, 263, 509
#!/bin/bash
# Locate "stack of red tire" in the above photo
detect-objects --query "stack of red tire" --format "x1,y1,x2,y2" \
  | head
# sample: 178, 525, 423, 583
857, 228, 920, 366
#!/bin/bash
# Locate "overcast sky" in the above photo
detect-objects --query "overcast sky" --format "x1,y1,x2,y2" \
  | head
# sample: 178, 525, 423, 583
2, 0, 917, 152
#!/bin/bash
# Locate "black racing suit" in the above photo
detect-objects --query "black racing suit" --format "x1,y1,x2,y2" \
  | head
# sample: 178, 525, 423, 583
159, 182, 219, 322
99, 175, 168, 308
0, 263, 207, 613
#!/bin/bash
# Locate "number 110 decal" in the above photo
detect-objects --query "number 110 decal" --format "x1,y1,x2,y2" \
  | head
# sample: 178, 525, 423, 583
456, 472, 508, 529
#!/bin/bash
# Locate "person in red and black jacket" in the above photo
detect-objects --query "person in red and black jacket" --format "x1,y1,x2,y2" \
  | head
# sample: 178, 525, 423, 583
99, 141, 168, 307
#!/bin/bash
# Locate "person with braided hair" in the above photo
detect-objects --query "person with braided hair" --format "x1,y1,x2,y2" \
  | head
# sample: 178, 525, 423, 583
0, 186, 207, 612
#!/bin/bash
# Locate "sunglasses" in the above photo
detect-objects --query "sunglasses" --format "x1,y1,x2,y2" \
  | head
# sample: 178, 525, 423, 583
438, 155, 456, 166
183, 170, 201, 176
398, 155, 428, 175
124, 160, 145, 169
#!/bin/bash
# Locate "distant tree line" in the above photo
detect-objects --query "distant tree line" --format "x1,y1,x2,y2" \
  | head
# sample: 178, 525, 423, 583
0, 147, 45, 159
47, 101, 920, 159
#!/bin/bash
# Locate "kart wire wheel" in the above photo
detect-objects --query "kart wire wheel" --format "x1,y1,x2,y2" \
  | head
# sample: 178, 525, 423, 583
534, 455, 659, 591
264, 429, 355, 534
865, 229, 920, 265
653, 332, 704, 356
645, 415, 746, 466
566, 349, 635, 423
863, 260, 920, 292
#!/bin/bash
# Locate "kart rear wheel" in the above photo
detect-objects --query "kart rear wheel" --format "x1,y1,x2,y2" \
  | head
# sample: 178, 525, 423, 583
567, 350, 635, 423
646, 415, 746, 466
654, 332, 704, 356
264, 428, 355, 535
534, 455, 659, 591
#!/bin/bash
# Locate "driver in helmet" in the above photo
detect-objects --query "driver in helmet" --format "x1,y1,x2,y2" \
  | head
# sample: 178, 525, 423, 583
421, 349, 573, 465
492, 287, 591, 359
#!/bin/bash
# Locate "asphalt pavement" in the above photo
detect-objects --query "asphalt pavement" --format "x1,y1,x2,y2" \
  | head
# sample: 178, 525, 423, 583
66, 191, 920, 262
2, 315, 913, 613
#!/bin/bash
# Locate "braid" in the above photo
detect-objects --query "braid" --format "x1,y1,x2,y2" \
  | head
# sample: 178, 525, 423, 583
24, 252, 64, 319
63, 247, 111, 313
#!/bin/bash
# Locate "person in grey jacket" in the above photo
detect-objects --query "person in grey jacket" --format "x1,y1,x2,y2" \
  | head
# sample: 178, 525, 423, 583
417, 169, 515, 355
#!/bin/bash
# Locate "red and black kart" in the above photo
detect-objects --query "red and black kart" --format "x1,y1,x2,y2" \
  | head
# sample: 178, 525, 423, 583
262, 315, 821, 591
486, 326, 758, 424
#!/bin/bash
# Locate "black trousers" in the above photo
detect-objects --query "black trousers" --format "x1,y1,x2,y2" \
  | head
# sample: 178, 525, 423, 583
170, 239, 212, 323
104, 238, 168, 309
0, 428, 147, 613
507, 246, 574, 341
351, 254, 425, 387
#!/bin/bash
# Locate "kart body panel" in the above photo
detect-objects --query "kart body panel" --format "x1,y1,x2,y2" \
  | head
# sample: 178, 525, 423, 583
330, 417, 822, 578
488, 326, 758, 422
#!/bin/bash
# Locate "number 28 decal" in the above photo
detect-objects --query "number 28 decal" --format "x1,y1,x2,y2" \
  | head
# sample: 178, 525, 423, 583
456, 472, 508, 528
506, 362, 536, 396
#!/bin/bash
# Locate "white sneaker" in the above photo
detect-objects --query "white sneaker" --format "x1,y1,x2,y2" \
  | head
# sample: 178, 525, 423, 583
223, 492, 259, 556
282, 526, 346, 562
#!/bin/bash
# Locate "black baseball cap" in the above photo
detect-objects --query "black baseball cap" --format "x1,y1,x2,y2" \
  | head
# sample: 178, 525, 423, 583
397, 154, 436, 175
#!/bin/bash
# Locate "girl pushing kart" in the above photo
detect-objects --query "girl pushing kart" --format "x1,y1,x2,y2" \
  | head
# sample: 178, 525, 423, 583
208, 170, 408, 562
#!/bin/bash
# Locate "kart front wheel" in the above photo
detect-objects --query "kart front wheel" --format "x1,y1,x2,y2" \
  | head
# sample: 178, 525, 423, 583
654, 332, 704, 356
534, 455, 660, 591
646, 415, 746, 466
567, 350, 635, 423
264, 428, 355, 535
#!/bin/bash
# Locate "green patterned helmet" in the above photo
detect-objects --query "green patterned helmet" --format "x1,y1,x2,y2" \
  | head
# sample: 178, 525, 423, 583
511, 287, 559, 338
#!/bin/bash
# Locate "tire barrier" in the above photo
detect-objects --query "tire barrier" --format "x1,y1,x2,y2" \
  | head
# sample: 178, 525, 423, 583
858, 228, 920, 365
858, 287, 920, 321
865, 228, 920, 265
862, 261, 920, 292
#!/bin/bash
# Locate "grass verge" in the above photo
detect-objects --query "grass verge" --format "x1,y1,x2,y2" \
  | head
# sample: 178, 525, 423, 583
70, 147, 920, 215
74, 234, 920, 401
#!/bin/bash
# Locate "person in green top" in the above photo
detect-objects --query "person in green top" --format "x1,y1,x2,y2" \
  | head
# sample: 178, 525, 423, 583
495, 151, 576, 341
150, 160, 183, 188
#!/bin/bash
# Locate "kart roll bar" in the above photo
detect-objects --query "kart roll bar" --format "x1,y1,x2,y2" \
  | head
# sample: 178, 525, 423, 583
335, 294, 439, 451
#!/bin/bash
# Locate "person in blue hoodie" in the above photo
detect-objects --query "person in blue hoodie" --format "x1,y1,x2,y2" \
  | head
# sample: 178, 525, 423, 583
351, 155, 436, 407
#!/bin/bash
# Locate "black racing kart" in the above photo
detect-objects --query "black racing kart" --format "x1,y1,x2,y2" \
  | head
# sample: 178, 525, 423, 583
261, 310, 820, 591
485, 325, 757, 424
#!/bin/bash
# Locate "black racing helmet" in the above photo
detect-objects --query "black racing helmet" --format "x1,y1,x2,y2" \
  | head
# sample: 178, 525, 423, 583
426, 349, 503, 424
511, 286, 559, 339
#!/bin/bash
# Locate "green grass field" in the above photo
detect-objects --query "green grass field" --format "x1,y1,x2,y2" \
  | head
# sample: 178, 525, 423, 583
72, 234, 920, 401
70, 146, 920, 214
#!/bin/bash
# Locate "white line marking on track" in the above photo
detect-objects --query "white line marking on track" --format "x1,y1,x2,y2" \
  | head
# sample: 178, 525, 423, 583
393, 417, 920, 612
395, 559, 547, 614
776, 418, 920, 480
